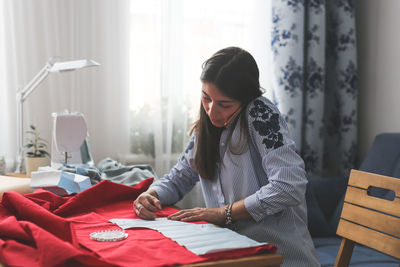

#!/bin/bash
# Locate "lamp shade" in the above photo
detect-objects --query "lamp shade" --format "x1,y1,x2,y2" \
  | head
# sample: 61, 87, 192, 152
48, 59, 100, 72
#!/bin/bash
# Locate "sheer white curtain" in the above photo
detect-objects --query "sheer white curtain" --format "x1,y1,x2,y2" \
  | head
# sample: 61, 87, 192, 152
0, 2, 13, 171
0, 0, 130, 172
128, 0, 272, 208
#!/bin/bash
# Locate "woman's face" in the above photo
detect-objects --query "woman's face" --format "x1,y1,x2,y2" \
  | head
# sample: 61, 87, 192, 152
201, 82, 241, 128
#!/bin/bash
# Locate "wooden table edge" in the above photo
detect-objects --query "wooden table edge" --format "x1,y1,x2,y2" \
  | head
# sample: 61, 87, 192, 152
184, 252, 282, 267
5, 173, 29, 178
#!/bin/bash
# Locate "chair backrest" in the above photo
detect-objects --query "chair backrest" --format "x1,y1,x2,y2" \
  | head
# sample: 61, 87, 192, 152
334, 169, 400, 267
359, 133, 400, 178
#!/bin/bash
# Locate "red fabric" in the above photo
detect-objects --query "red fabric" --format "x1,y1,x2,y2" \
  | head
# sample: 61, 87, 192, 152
0, 178, 277, 267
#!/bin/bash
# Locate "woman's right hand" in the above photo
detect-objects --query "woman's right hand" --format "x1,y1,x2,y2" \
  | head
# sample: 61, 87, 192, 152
133, 190, 162, 220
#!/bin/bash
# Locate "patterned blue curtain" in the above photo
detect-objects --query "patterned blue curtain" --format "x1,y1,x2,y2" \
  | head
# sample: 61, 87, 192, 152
271, 0, 357, 177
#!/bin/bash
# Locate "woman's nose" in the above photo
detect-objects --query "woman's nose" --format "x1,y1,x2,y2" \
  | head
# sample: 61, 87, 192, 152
207, 102, 218, 119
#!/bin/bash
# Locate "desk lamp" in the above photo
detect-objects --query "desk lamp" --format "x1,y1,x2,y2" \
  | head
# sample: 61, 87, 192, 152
15, 59, 100, 173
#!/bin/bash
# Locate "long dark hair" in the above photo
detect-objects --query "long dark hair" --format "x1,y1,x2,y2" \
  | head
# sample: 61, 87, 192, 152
192, 47, 263, 180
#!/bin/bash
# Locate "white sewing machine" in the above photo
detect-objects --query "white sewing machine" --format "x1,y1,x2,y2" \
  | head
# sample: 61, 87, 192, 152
51, 111, 94, 169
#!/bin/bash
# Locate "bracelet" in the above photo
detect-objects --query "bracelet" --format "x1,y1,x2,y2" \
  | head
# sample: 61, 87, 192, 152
224, 203, 235, 230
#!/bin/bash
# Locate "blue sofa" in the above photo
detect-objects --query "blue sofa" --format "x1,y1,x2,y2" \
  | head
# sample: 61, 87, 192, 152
306, 133, 400, 266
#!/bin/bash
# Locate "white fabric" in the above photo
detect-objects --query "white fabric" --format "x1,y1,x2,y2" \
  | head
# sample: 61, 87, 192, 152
0, 0, 130, 171
110, 218, 268, 255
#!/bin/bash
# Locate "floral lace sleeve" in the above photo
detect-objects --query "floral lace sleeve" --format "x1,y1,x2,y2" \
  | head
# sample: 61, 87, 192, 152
244, 97, 308, 221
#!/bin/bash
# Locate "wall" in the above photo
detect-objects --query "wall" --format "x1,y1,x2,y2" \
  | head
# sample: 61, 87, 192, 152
356, 0, 400, 162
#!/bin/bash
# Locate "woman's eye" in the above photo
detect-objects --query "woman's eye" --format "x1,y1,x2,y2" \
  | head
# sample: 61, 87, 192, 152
202, 96, 211, 102
219, 104, 232, 109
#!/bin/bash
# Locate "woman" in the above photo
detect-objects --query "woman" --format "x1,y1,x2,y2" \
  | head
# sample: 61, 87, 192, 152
133, 47, 320, 267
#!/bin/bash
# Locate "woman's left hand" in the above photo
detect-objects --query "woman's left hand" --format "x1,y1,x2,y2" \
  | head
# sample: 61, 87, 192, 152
168, 207, 225, 225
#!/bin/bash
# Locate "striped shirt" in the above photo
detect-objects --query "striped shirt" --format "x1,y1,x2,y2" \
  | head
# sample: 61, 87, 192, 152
150, 96, 320, 267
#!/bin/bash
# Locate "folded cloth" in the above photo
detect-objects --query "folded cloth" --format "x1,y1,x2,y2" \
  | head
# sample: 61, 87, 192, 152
60, 157, 156, 187
30, 170, 92, 196
0, 178, 276, 267
97, 157, 157, 185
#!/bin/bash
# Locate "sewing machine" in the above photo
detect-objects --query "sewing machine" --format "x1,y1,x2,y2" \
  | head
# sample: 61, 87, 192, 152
51, 111, 94, 169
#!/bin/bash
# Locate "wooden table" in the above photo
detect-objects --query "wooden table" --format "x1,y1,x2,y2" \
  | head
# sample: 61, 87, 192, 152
185, 253, 282, 266
5, 173, 28, 178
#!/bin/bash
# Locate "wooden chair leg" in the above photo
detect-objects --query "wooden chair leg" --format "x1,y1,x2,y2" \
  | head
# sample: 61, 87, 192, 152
334, 238, 355, 267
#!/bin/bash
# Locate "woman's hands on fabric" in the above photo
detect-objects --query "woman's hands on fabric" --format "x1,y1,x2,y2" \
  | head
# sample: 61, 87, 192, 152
133, 190, 162, 220
168, 207, 225, 225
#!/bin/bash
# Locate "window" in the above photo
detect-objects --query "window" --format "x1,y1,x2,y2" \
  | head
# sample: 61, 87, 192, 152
129, 0, 271, 174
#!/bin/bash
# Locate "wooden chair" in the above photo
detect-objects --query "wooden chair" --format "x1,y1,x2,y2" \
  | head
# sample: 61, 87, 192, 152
334, 169, 400, 267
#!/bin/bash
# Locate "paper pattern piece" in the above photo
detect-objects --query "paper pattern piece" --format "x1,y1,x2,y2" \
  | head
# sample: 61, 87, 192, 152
110, 218, 267, 255
30, 169, 91, 196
